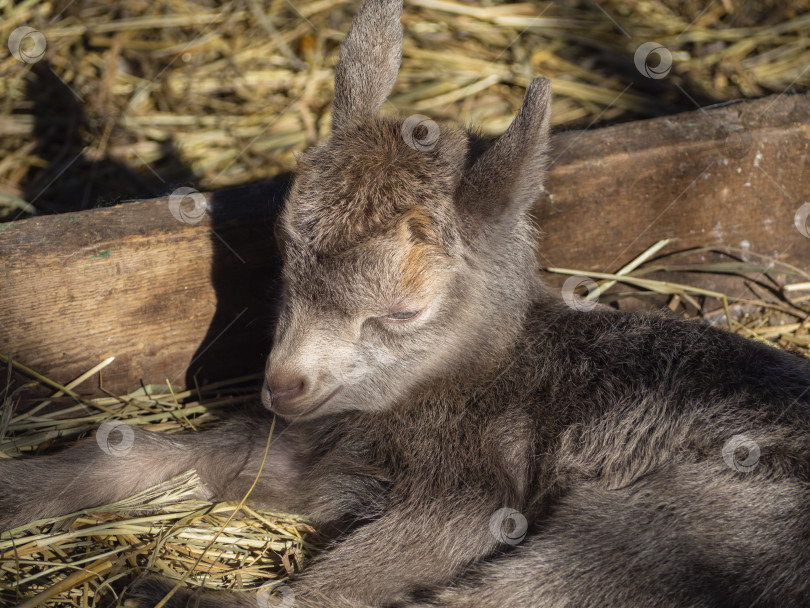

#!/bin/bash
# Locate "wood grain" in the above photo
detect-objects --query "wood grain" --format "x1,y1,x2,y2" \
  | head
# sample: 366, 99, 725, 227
1, 94, 809, 394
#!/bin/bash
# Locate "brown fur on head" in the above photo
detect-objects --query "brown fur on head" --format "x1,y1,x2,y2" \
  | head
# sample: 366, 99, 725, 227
262, 0, 552, 420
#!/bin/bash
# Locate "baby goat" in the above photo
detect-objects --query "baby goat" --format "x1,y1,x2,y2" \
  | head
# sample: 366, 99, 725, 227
2, 0, 809, 606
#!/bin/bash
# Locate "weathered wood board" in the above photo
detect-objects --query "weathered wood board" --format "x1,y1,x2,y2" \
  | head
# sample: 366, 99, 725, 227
1, 93, 809, 394
539, 93, 810, 275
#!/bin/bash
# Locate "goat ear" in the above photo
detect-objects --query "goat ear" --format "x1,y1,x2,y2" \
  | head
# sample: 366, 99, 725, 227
457, 78, 551, 233
332, 0, 403, 132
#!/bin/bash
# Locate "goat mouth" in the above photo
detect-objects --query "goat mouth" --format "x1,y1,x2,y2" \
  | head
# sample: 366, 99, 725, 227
272, 386, 343, 420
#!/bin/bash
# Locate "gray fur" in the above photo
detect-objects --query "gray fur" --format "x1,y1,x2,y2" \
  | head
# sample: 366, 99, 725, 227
2, 1, 809, 607
332, 0, 403, 131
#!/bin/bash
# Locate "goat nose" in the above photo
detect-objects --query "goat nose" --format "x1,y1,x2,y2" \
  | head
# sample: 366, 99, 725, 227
268, 378, 306, 403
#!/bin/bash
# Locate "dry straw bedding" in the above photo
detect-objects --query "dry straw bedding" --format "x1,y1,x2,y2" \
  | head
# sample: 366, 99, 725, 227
1, 371, 320, 608
0, 0, 809, 217
1, 0, 810, 606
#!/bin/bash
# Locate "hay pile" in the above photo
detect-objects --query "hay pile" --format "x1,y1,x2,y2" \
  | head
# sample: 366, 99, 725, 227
1, 0, 808, 218
547, 241, 810, 356
0, 372, 318, 607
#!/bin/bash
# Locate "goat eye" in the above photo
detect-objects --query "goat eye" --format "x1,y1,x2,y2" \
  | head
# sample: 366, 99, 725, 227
383, 311, 419, 321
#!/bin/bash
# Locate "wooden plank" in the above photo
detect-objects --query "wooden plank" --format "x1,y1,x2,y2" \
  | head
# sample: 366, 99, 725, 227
537, 93, 810, 276
1, 94, 809, 395
0, 183, 287, 396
